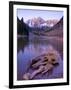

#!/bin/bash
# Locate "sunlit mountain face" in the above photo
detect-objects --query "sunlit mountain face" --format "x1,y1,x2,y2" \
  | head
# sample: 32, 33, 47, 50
26, 17, 59, 28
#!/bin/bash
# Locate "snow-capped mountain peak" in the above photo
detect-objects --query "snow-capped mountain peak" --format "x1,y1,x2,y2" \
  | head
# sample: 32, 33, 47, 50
26, 17, 58, 28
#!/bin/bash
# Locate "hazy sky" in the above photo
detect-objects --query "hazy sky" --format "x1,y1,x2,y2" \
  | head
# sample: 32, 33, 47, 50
17, 9, 63, 22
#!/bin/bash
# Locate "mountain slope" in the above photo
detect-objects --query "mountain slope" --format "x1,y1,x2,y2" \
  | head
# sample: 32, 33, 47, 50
30, 17, 63, 36
51, 17, 63, 31
43, 17, 63, 36
17, 17, 63, 37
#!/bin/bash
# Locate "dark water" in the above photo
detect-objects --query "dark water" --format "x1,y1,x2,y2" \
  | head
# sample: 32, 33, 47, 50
17, 35, 63, 80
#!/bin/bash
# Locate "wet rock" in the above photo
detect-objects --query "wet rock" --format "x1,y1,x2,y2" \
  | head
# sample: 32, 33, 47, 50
23, 46, 61, 80
23, 73, 30, 80
31, 52, 59, 70
30, 65, 44, 79
41, 63, 53, 75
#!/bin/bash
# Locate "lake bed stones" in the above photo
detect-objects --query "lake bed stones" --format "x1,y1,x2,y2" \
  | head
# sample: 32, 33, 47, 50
31, 52, 59, 70
23, 73, 30, 80
23, 46, 61, 80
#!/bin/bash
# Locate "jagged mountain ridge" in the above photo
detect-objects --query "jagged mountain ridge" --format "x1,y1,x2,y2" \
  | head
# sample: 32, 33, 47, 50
44, 17, 63, 36
31, 17, 63, 36
26, 17, 58, 28
17, 16, 63, 36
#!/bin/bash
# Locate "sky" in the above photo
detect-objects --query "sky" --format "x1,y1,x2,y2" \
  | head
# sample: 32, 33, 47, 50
17, 9, 63, 22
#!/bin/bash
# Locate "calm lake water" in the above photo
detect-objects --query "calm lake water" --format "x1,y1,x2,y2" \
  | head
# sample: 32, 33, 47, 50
17, 35, 63, 80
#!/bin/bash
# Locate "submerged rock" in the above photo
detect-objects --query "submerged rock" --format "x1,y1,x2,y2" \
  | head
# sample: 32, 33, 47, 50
23, 46, 61, 80
23, 73, 30, 80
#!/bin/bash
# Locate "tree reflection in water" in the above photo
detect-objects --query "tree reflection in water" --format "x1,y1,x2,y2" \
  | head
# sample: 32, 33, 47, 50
17, 36, 63, 80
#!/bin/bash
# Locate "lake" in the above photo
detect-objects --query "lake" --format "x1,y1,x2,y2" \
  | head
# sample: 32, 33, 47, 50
17, 35, 63, 80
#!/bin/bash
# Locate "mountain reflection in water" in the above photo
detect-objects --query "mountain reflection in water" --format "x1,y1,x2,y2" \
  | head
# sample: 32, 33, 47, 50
17, 35, 63, 80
